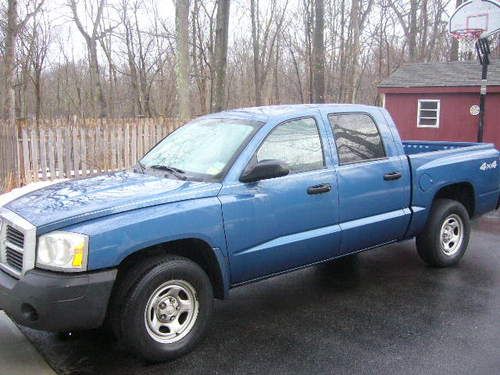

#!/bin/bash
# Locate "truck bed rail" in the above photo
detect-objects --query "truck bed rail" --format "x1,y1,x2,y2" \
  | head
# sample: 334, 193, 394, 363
403, 141, 480, 155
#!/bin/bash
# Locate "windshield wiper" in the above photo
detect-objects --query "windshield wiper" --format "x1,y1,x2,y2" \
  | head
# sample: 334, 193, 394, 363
149, 165, 187, 180
132, 161, 146, 174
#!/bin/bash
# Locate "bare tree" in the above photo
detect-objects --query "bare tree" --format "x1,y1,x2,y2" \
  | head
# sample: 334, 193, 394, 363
344, 0, 374, 103
1, 0, 44, 191
312, 0, 324, 103
303, 0, 313, 102
212, 0, 230, 112
120, 1, 142, 116
191, 0, 206, 114
390, 0, 418, 61
98, 6, 118, 118
175, 0, 190, 119
250, 0, 288, 106
24, 10, 50, 121
69, 0, 108, 118
390, 0, 448, 62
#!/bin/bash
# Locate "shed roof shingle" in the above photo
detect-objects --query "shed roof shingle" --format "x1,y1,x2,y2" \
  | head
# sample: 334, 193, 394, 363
378, 60, 500, 88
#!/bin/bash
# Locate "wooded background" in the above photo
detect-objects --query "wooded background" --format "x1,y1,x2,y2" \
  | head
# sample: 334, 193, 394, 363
1, 0, 498, 190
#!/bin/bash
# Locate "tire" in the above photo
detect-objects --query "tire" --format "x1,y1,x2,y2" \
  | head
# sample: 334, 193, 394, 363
111, 255, 213, 362
416, 198, 471, 267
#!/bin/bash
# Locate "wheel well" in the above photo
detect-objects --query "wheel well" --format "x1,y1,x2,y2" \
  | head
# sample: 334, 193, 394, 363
116, 239, 226, 299
434, 183, 475, 217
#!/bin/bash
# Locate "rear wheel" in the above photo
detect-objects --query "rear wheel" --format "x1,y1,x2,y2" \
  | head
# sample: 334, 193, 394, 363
112, 255, 213, 362
416, 199, 471, 267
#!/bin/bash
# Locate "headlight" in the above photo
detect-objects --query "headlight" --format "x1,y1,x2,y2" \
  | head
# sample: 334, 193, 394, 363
37, 231, 88, 272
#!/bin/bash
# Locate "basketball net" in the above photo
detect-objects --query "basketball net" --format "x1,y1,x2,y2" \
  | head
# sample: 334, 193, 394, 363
450, 28, 484, 60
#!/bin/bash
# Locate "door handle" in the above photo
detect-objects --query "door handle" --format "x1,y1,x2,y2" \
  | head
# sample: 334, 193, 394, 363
384, 171, 402, 181
307, 183, 332, 195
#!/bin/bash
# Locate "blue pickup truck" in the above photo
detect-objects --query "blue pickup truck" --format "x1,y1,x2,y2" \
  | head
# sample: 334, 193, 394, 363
0, 104, 499, 361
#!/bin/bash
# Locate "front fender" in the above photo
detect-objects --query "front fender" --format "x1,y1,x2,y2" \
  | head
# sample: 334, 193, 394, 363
64, 197, 227, 272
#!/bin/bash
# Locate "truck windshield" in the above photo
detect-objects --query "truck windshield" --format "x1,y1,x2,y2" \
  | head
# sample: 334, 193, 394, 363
140, 118, 260, 180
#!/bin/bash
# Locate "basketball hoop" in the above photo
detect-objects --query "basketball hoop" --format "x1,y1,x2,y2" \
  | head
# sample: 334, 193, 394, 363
450, 28, 485, 41
447, 0, 500, 143
448, 0, 500, 60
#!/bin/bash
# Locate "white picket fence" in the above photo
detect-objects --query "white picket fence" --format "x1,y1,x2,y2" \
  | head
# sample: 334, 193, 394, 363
14, 118, 184, 184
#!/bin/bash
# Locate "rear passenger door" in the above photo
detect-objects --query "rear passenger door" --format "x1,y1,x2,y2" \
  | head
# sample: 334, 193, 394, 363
327, 112, 411, 253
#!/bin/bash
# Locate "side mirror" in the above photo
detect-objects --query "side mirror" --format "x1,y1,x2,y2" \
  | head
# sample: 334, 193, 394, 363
240, 160, 290, 183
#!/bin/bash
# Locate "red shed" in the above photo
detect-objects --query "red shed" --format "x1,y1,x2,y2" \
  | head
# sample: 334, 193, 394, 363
378, 61, 500, 148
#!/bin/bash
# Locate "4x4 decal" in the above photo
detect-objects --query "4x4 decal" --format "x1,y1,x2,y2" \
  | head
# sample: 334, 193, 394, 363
480, 160, 498, 171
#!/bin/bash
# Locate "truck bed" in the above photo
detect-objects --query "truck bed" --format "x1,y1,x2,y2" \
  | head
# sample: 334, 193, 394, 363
402, 139, 499, 238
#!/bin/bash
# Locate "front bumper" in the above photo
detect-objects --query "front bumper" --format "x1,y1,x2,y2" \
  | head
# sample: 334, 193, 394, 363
0, 268, 116, 331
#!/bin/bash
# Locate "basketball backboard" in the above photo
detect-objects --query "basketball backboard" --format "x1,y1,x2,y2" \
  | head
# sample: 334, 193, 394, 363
449, 0, 500, 39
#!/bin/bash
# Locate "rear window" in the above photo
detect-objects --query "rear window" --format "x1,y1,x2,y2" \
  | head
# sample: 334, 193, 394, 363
328, 113, 386, 164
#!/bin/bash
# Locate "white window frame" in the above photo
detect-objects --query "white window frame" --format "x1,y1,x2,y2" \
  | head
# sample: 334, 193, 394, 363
417, 99, 440, 128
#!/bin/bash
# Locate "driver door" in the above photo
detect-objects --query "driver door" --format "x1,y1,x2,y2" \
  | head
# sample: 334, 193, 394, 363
218, 116, 340, 285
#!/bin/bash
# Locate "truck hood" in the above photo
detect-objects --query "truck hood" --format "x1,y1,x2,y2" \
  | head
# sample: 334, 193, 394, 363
5, 171, 222, 233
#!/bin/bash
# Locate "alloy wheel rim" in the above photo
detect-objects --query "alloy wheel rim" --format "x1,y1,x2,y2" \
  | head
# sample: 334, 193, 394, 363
439, 214, 464, 256
144, 280, 199, 343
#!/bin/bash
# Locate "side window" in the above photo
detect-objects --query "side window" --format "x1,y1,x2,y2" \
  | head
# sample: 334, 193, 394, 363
256, 117, 324, 174
328, 113, 386, 165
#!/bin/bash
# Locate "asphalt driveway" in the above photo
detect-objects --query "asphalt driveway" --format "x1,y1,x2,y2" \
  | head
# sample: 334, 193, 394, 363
20, 211, 500, 375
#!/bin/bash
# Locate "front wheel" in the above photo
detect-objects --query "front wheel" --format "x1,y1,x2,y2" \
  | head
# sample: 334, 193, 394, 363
116, 255, 213, 362
416, 199, 471, 267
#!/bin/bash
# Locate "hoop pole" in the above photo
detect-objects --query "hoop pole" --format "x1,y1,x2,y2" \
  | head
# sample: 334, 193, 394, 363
476, 38, 490, 143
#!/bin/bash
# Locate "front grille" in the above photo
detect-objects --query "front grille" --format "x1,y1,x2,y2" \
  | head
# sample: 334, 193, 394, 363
0, 210, 35, 278
6, 246, 23, 271
4, 225, 25, 272
6, 225, 24, 248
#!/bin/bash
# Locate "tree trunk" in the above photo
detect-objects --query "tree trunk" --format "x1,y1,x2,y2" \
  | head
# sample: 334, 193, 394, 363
289, 44, 304, 103
418, 0, 428, 61
125, 21, 142, 116
250, 0, 262, 106
212, 0, 230, 112
304, 0, 313, 103
338, 0, 346, 101
191, 0, 205, 114
1, 0, 20, 191
312, 0, 325, 103
175, 0, 191, 119
408, 0, 418, 61
272, 38, 280, 104
344, 0, 360, 103
99, 33, 116, 118
89, 41, 107, 118
69, 0, 107, 118
35, 71, 42, 122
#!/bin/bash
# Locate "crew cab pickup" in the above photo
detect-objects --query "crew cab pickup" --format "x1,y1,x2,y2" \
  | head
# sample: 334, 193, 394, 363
0, 104, 499, 361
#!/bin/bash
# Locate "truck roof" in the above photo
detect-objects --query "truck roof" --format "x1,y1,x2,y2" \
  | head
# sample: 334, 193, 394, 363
204, 103, 381, 122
